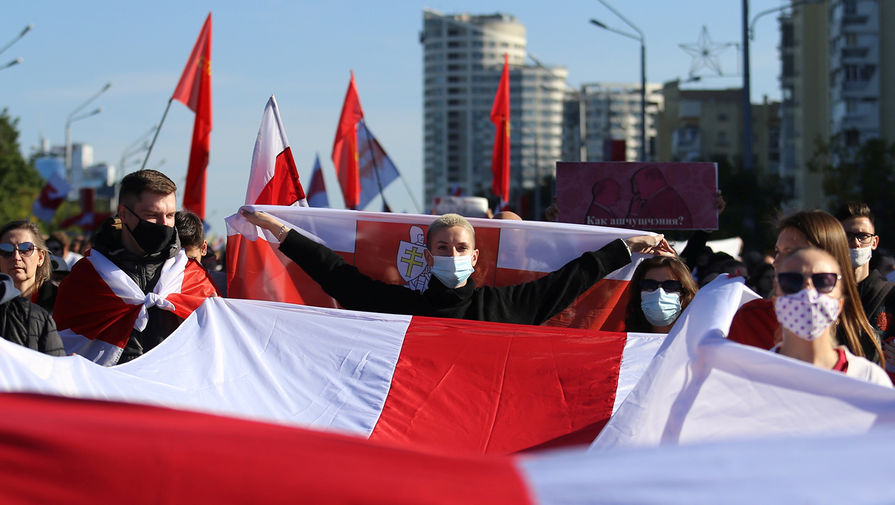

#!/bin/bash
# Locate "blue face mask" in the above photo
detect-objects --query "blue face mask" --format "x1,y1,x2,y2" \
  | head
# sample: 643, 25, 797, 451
640, 288, 682, 328
431, 255, 475, 288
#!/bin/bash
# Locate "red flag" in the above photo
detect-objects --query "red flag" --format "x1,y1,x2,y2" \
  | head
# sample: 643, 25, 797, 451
331, 72, 364, 209
172, 13, 212, 220
490, 53, 511, 205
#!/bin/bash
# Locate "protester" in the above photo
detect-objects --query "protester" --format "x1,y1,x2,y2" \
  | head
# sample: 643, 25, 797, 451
48, 255, 70, 286
0, 272, 64, 356
175, 210, 207, 260
728, 210, 883, 366
834, 203, 895, 349
240, 208, 674, 324
46, 231, 83, 268
54, 170, 219, 364
0, 220, 56, 313
772, 248, 891, 386
625, 255, 699, 333
747, 262, 776, 299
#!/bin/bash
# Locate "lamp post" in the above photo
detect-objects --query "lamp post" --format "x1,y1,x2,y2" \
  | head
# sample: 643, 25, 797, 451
0, 24, 32, 57
65, 82, 111, 188
590, 0, 646, 162
0, 58, 22, 71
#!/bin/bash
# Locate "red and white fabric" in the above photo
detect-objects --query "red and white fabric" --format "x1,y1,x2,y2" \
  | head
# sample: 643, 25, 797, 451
225, 205, 650, 331
244, 95, 307, 207
5, 296, 665, 454
32, 170, 70, 223
53, 249, 218, 366
592, 275, 895, 451
3, 391, 895, 504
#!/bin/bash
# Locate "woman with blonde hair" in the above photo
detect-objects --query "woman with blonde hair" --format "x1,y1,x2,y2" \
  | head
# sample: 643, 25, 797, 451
729, 210, 884, 367
0, 220, 54, 312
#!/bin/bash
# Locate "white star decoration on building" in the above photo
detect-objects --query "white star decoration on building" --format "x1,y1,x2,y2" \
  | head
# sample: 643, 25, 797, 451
679, 26, 737, 78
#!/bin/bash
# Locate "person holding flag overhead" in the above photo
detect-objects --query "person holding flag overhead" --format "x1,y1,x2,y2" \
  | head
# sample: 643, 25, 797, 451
240, 208, 673, 325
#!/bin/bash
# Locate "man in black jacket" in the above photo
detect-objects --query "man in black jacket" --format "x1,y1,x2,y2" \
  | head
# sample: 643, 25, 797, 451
240, 208, 672, 325
0, 273, 63, 356
836, 203, 895, 358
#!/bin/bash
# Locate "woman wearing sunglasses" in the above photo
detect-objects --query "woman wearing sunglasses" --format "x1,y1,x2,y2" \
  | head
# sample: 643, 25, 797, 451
0, 221, 54, 313
728, 210, 884, 367
625, 256, 699, 333
773, 247, 891, 385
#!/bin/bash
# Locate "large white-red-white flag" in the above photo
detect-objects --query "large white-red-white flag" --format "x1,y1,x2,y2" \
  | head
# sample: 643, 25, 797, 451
32, 170, 71, 223
3, 296, 664, 453
4, 384, 895, 504
225, 206, 649, 331
244, 96, 307, 207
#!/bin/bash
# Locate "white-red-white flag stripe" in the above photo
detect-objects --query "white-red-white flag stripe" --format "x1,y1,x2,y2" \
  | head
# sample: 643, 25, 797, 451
225, 205, 651, 331
3, 296, 664, 454
32, 170, 71, 223
244, 96, 307, 207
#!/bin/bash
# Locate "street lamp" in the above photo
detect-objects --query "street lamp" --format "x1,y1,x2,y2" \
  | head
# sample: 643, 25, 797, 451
590, 0, 646, 162
0, 24, 32, 57
0, 58, 22, 71
65, 82, 112, 187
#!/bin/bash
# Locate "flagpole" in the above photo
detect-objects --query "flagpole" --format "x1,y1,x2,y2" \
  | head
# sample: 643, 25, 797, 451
396, 172, 422, 214
139, 98, 174, 171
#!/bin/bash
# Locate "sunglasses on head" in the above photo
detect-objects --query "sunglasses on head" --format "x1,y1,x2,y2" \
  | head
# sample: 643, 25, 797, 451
640, 279, 683, 293
776, 272, 841, 295
0, 242, 35, 259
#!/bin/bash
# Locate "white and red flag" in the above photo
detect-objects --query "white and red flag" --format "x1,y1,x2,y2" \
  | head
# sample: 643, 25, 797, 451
32, 170, 71, 223
53, 249, 219, 365
225, 206, 648, 331
245, 96, 306, 207
4, 295, 664, 454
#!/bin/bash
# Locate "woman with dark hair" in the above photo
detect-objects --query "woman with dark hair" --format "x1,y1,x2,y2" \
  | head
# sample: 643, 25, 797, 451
626, 255, 699, 333
0, 220, 55, 313
773, 247, 890, 385
728, 210, 884, 366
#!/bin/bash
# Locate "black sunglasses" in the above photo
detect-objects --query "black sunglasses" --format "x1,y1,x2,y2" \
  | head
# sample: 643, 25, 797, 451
0, 242, 36, 259
776, 272, 841, 295
640, 279, 683, 293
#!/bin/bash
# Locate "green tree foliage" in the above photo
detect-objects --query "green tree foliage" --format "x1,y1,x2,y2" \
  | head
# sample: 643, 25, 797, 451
0, 108, 43, 225
809, 133, 895, 235
716, 156, 787, 253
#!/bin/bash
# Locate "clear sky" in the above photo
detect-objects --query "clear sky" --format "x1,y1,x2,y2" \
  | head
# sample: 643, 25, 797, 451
1, 0, 787, 236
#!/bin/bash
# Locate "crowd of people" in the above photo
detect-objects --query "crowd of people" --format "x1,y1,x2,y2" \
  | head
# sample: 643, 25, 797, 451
1, 168, 892, 388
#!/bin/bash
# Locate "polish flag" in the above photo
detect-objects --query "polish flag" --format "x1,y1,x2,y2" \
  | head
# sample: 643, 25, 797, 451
225, 206, 649, 331
53, 249, 219, 365
306, 154, 329, 208
244, 96, 307, 207
32, 171, 71, 223
1, 296, 665, 454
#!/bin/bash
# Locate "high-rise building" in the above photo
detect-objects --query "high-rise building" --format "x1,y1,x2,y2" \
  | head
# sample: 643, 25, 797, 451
575, 82, 663, 162
420, 10, 566, 215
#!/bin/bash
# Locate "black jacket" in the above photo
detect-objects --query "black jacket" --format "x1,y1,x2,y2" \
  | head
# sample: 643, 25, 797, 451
857, 270, 895, 358
0, 274, 64, 356
91, 218, 183, 363
278, 229, 632, 325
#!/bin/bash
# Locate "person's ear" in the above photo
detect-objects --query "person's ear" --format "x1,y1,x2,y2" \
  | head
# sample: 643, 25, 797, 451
872, 235, 880, 250
470, 248, 479, 268
200, 240, 208, 257
424, 248, 434, 267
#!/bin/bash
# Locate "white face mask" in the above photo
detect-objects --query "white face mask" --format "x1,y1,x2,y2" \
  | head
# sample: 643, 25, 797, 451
640, 288, 682, 327
850, 246, 872, 268
774, 288, 841, 341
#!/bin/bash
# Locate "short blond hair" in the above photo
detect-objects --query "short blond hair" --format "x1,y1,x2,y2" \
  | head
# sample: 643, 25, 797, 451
427, 213, 476, 248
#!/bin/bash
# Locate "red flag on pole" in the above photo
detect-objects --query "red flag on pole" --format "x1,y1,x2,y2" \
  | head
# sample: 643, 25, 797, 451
172, 13, 212, 220
331, 71, 364, 209
490, 53, 511, 205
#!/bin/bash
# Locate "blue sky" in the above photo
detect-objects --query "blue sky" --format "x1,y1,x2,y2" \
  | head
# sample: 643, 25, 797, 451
1, 0, 787, 236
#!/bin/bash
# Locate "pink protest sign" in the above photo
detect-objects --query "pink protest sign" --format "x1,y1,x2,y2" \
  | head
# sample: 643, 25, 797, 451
555, 162, 718, 230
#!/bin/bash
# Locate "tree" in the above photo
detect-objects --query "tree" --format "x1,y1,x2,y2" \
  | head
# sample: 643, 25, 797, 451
715, 156, 786, 253
809, 132, 895, 235
0, 108, 43, 225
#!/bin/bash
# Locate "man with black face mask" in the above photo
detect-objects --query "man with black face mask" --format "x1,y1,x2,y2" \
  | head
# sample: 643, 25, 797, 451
53, 170, 219, 365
